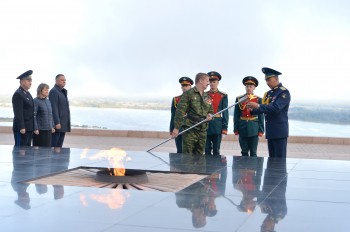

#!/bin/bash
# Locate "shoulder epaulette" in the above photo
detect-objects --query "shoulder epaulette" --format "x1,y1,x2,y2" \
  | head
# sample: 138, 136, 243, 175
279, 86, 287, 90
219, 90, 227, 96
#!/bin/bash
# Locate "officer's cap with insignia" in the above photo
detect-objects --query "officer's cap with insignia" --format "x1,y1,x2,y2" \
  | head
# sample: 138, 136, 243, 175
178, 76, 193, 85
16, 70, 33, 80
262, 67, 282, 80
242, 76, 259, 87
207, 71, 221, 81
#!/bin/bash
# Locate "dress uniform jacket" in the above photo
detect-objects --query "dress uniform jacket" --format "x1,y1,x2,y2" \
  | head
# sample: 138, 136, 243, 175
234, 94, 264, 137
254, 83, 290, 139
169, 95, 182, 132
206, 90, 228, 135
49, 85, 71, 132
12, 87, 34, 132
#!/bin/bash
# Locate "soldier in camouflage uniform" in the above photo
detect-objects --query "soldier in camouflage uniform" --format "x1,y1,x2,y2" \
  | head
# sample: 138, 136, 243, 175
169, 77, 193, 153
205, 71, 229, 157
172, 73, 213, 155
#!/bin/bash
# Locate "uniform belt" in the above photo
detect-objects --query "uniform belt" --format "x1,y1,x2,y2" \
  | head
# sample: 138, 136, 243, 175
240, 116, 258, 121
213, 114, 221, 118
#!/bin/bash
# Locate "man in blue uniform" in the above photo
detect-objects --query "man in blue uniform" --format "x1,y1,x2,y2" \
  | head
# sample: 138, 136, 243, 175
247, 67, 291, 158
12, 70, 34, 146
169, 76, 193, 153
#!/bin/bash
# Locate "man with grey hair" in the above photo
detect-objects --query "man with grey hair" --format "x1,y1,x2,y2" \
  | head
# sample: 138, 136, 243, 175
49, 74, 71, 147
247, 67, 290, 158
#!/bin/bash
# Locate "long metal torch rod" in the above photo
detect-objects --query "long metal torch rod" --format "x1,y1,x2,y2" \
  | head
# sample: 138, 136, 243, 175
146, 95, 248, 152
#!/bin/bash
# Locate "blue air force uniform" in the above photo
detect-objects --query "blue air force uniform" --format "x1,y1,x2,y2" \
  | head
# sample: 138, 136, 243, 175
253, 68, 291, 157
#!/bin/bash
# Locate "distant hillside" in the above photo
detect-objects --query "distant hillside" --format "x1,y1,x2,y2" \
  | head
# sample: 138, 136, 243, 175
288, 106, 350, 124
1, 96, 350, 125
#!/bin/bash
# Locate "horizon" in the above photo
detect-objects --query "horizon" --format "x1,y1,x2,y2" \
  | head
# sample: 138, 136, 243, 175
1, 0, 350, 102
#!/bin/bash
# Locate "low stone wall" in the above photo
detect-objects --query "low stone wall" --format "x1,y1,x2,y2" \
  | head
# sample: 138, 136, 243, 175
1, 126, 349, 145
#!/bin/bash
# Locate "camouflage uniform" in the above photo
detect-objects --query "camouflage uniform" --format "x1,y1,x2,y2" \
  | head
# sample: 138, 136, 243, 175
174, 87, 213, 155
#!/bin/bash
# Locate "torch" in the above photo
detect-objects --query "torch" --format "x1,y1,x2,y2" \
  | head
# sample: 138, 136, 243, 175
146, 94, 249, 152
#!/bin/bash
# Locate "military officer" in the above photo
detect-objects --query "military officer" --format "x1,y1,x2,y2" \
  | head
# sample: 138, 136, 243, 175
247, 67, 291, 158
205, 71, 229, 157
234, 76, 264, 156
169, 76, 193, 153
172, 73, 213, 155
12, 70, 34, 146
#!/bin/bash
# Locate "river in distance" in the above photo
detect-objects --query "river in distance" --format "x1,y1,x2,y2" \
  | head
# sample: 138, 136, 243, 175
1, 106, 349, 138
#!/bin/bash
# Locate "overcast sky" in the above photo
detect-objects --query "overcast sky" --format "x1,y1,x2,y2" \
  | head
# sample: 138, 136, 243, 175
1, 0, 350, 102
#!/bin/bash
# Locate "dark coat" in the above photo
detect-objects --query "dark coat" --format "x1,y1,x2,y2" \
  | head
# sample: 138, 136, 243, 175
254, 83, 290, 139
49, 85, 71, 132
34, 97, 55, 130
12, 87, 34, 132
169, 95, 182, 132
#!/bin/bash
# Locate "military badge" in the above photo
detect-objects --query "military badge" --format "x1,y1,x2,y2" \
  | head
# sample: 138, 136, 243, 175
282, 93, 286, 98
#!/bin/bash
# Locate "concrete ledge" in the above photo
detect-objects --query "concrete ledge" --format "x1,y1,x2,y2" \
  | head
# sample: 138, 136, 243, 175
1, 126, 349, 145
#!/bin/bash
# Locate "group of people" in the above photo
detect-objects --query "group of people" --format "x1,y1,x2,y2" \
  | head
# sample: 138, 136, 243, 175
12, 70, 71, 148
12, 67, 290, 158
170, 67, 291, 158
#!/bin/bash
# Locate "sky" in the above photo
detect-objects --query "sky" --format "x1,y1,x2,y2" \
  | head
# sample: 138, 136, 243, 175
1, 0, 350, 103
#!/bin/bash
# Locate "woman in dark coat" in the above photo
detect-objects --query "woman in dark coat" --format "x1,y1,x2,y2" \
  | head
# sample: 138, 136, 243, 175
33, 83, 55, 147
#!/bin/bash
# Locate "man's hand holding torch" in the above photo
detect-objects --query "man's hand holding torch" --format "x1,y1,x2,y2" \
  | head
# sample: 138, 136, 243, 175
171, 129, 179, 138
246, 102, 260, 110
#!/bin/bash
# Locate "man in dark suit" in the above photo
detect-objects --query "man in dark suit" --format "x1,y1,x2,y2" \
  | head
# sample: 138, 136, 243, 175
49, 74, 71, 147
12, 70, 34, 146
247, 67, 291, 157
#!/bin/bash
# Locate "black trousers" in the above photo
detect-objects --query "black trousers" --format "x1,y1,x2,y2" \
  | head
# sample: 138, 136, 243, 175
51, 132, 66, 147
14, 131, 33, 146
33, 130, 52, 147
267, 138, 288, 158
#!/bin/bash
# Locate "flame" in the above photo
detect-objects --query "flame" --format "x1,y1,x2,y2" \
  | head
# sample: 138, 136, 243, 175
80, 194, 88, 207
109, 166, 125, 176
79, 147, 130, 176
90, 190, 130, 209
80, 190, 130, 209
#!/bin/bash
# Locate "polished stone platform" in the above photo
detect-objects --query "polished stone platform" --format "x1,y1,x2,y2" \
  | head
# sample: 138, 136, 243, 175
1, 145, 349, 232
